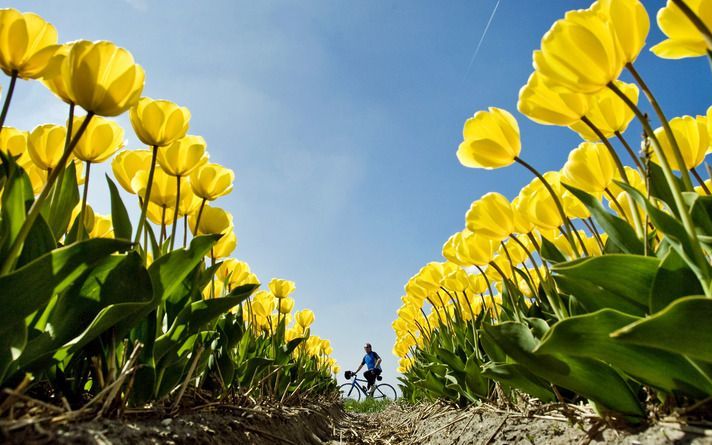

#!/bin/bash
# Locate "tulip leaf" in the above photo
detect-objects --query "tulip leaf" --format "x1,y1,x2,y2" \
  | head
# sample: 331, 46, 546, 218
552, 254, 657, 316
647, 162, 683, 218
17, 214, 56, 268
650, 249, 703, 313
536, 309, 712, 396
563, 184, 644, 255
0, 154, 33, 262
481, 362, 555, 402
482, 322, 643, 418
106, 175, 132, 240
0, 321, 27, 384
539, 236, 566, 263
612, 296, 712, 362
0, 238, 131, 335
42, 162, 79, 239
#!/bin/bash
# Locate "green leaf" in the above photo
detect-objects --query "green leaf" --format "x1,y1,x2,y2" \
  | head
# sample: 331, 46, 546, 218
481, 362, 555, 402
106, 175, 132, 240
0, 238, 131, 335
0, 321, 27, 383
612, 296, 712, 362
563, 184, 644, 255
42, 161, 79, 239
0, 155, 33, 259
650, 249, 703, 313
552, 255, 658, 315
482, 322, 643, 417
17, 214, 56, 268
539, 237, 566, 263
536, 309, 712, 396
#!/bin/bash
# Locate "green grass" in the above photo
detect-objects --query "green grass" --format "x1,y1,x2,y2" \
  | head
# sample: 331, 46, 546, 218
343, 397, 393, 413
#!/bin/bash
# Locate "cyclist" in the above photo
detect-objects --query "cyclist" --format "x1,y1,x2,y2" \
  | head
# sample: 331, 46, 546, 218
352, 342, 382, 396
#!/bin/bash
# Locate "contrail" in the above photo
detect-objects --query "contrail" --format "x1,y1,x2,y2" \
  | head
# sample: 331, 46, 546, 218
462, 0, 501, 83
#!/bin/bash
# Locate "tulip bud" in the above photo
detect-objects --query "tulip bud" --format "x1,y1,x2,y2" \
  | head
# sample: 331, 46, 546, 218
0, 126, 28, 158
457, 107, 521, 169
0, 9, 58, 79
72, 115, 125, 163
130, 97, 191, 147
465, 192, 515, 241
27, 124, 66, 171
190, 162, 234, 201
61, 40, 145, 116
269, 278, 296, 299
158, 134, 208, 176
295, 309, 315, 329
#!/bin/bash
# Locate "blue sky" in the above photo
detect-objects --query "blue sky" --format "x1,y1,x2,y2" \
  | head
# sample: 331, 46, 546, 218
6, 1, 712, 383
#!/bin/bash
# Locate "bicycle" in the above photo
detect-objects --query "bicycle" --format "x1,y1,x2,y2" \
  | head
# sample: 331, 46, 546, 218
339, 370, 397, 402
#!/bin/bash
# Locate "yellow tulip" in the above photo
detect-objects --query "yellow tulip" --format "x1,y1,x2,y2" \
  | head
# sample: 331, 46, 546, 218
455, 230, 496, 266
0, 126, 28, 157
269, 278, 296, 299
651, 0, 712, 59
457, 107, 521, 169
129, 97, 191, 147
188, 204, 233, 235
132, 167, 186, 208
157, 134, 208, 176
441, 269, 469, 293
40, 43, 72, 104
562, 189, 590, 220
69, 202, 95, 233
534, 9, 625, 94
202, 279, 225, 300
654, 115, 708, 171
89, 213, 113, 238
146, 201, 175, 226
511, 196, 535, 234
569, 81, 639, 141
497, 237, 527, 265
27, 124, 66, 171
111, 149, 152, 194
190, 162, 234, 201
212, 231, 237, 259
295, 309, 315, 328
465, 192, 515, 241
517, 71, 588, 126
467, 273, 488, 295
17, 151, 45, 193
216, 258, 247, 283
59, 40, 145, 116
561, 142, 617, 195
592, 0, 650, 63
0, 9, 58, 79
178, 184, 203, 216
516, 172, 565, 231
71, 115, 125, 163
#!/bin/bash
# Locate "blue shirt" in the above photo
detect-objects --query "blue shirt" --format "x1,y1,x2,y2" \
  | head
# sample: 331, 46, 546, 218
361, 351, 381, 370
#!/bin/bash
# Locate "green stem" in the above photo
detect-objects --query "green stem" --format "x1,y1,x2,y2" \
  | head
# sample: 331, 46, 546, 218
614, 130, 645, 175
48, 104, 75, 213
193, 198, 207, 235
0, 112, 94, 275
183, 215, 188, 248
78, 161, 92, 241
691, 167, 710, 194
609, 80, 712, 296
625, 62, 694, 191
133, 145, 159, 245
0, 71, 18, 132
159, 205, 167, 245
170, 176, 181, 251
514, 156, 580, 257
488, 261, 522, 323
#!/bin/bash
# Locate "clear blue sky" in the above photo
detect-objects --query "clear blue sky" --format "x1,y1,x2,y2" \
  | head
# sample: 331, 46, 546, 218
6, 1, 711, 383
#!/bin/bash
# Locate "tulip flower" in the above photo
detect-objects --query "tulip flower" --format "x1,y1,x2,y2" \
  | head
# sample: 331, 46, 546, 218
157, 134, 208, 249
269, 278, 296, 299
511, 196, 534, 234
0, 9, 58, 80
27, 124, 66, 171
129, 97, 191, 148
569, 81, 639, 142
516, 173, 565, 232
146, 201, 175, 226
517, 71, 588, 126
71, 115, 125, 163
561, 142, 616, 196
89, 214, 113, 239
111, 149, 152, 194
534, 9, 625, 94
132, 167, 185, 209
212, 231, 237, 259
592, 0, 650, 64
188, 204, 233, 236
465, 192, 515, 241
652, 0, 712, 59
457, 107, 521, 169
295, 309, 315, 329
202, 279, 224, 300
190, 162, 234, 201
654, 115, 708, 172
0, 126, 28, 158
40, 43, 72, 105
455, 230, 496, 267
16, 152, 46, 194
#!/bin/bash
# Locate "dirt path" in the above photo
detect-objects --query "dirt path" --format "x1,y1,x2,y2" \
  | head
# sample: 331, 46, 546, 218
5, 401, 712, 444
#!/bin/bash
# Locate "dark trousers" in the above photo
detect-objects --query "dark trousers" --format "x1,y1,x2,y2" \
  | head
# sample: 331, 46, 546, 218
364, 368, 382, 386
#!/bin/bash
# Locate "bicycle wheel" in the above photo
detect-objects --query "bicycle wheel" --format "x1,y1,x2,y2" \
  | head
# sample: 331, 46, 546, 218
373, 383, 397, 401
339, 383, 361, 402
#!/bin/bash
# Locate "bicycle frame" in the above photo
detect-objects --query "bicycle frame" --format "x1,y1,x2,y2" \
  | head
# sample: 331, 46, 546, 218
343, 376, 370, 396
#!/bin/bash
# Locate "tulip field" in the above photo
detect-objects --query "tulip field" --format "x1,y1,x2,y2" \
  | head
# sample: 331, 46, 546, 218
394, 0, 712, 427
3, 0, 712, 443
0, 5, 339, 434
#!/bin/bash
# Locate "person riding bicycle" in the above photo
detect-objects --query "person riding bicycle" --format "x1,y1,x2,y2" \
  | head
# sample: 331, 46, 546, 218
352, 343, 382, 396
